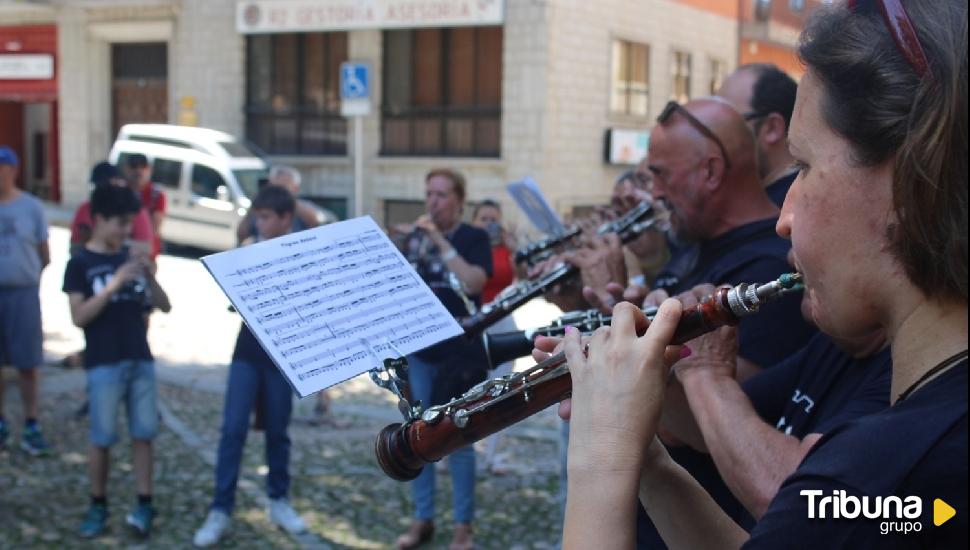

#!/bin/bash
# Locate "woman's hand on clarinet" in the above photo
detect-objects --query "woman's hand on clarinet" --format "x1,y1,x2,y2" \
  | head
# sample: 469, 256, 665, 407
562, 300, 685, 474
532, 335, 578, 421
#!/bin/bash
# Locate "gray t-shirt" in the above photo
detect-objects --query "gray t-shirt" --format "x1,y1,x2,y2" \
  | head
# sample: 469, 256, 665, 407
0, 191, 48, 287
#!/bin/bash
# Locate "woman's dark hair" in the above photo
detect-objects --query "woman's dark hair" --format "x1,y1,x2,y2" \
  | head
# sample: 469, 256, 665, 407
90, 183, 141, 220
251, 184, 295, 216
798, 0, 967, 300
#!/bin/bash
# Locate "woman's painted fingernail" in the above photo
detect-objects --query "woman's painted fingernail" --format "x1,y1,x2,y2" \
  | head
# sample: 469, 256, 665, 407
565, 326, 576, 334
679, 346, 692, 359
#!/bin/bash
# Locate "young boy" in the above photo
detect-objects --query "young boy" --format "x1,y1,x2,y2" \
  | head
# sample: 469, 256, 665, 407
63, 184, 171, 538
193, 185, 306, 547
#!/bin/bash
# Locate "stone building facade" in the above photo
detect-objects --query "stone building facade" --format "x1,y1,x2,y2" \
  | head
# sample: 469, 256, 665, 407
0, 0, 817, 230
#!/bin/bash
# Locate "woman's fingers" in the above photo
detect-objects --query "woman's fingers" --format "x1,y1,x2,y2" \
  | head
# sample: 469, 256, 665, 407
534, 335, 561, 354
558, 398, 572, 421
638, 298, 683, 360
610, 301, 645, 339
563, 326, 587, 372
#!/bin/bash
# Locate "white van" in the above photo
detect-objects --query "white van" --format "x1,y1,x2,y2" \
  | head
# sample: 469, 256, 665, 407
108, 124, 269, 251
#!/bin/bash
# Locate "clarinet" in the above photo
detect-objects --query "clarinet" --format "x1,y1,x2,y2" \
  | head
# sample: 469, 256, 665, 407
514, 225, 582, 266
461, 201, 664, 337
375, 274, 802, 481
483, 307, 659, 369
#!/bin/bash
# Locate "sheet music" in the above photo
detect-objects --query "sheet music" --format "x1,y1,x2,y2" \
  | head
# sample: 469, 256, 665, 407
507, 176, 566, 235
202, 216, 463, 398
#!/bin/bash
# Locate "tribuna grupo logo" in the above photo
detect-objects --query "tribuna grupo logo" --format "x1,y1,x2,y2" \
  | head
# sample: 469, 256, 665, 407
801, 490, 956, 535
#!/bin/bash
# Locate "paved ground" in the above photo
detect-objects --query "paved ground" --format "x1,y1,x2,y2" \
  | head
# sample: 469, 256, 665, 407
0, 222, 567, 549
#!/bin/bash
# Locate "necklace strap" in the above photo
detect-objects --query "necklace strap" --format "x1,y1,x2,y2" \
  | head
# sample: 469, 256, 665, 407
897, 349, 969, 402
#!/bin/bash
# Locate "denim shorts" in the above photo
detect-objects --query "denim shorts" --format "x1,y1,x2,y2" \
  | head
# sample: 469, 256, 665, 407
0, 285, 43, 370
86, 359, 159, 447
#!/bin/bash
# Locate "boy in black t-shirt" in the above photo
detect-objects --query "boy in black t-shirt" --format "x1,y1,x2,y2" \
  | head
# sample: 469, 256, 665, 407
63, 184, 171, 538
193, 185, 307, 548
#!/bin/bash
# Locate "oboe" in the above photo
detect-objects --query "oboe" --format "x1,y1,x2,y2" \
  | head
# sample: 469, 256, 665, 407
375, 273, 802, 481
461, 201, 665, 337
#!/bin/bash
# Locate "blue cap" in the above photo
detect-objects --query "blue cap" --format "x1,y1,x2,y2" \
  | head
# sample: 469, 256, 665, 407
0, 146, 18, 166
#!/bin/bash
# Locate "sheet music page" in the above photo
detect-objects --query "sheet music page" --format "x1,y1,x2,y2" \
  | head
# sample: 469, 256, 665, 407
202, 216, 463, 398
507, 176, 565, 235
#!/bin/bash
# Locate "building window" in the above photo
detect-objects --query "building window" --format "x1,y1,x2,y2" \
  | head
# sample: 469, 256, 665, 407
610, 40, 650, 116
709, 57, 728, 94
671, 50, 692, 103
246, 32, 348, 155
384, 199, 426, 228
382, 26, 503, 157
754, 0, 772, 21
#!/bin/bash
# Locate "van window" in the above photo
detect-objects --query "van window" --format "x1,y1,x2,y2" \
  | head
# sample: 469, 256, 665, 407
191, 165, 228, 200
151, 158, 182, 190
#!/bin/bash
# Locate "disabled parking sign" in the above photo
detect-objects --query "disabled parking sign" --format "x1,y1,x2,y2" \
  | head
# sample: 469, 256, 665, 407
341, 62, 371, 116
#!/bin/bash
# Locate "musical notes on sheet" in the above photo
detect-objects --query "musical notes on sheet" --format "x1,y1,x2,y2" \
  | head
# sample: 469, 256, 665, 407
202, 216, 463, 397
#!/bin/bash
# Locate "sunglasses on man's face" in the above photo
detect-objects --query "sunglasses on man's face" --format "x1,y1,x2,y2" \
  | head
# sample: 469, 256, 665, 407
657, 101, 732, 172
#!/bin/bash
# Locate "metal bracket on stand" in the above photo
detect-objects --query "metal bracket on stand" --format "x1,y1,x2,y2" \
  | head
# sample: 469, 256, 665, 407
363, 338, 421, 421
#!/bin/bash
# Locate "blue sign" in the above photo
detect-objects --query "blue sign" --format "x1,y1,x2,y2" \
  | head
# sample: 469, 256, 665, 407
340, 62, 370, 100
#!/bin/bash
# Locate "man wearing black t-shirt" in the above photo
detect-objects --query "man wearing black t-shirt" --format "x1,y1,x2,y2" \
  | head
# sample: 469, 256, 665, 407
647, 98, 814, 376
717, 63, 799, 208
635, 98, 816, 548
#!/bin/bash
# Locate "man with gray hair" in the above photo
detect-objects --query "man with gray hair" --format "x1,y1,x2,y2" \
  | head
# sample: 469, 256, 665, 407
235, 165, 324, 245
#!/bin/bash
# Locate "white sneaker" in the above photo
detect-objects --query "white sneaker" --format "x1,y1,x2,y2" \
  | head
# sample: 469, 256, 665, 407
193, 509, 231, 547
267, 498, 307, 535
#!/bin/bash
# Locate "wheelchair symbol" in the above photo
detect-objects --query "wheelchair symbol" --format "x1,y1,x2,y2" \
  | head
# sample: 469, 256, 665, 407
341, 65, 368, 99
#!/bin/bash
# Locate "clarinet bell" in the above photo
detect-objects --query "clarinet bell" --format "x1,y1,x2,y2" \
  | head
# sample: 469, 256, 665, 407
375, 423, 425, 481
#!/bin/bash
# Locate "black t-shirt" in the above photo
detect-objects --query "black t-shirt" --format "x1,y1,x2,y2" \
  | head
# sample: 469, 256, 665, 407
62, 247, 152, 367
401, 223, 493, 405
743, 332, 892, 438
232, 322, 273, 366
640, 218, 817, 548
745, 361, 968, 549
653, 217, 816, 372
766, 172, 797, 209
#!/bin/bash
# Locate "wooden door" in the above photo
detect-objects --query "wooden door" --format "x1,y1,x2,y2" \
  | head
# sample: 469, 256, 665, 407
111, 43, 168, 139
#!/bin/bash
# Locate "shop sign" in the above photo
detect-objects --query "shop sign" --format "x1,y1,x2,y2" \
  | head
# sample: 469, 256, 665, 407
604, 128, 650, 165
237, 0, 504, 33
0, 54, 54, 80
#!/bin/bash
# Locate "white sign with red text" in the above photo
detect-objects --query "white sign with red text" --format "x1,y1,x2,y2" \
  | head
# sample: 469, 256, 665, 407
236, 0, 504, 33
